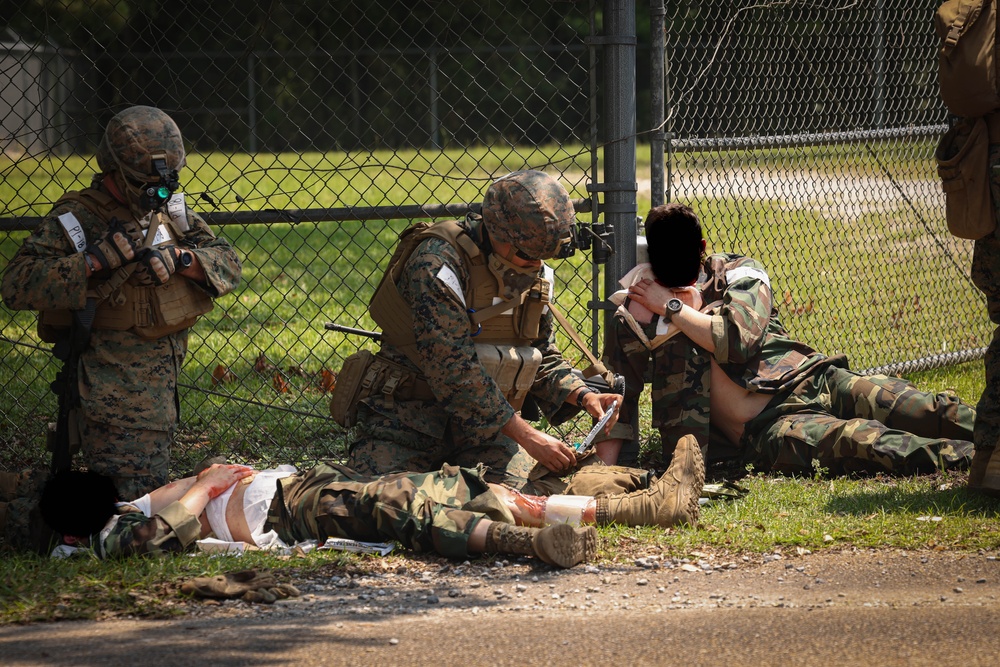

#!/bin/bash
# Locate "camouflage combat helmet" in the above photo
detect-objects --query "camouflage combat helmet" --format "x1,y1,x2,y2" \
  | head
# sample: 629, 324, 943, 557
96, 106, 186, 216
481, 170, 575, 260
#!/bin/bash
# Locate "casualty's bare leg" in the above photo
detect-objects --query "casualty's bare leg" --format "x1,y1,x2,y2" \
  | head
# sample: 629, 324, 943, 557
486, 433, 704, 529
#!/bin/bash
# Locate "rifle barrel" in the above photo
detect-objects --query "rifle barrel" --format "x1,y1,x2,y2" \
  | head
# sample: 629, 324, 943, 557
323, 322, 382, 340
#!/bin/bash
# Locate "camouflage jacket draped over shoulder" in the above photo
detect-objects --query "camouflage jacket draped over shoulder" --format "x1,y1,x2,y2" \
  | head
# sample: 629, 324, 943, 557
695, 253, 837, 393
366, 227, 584, 448
95, 501, 202, 558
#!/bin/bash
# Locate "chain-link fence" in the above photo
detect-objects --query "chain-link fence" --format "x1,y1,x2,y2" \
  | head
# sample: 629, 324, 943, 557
657, 0, 988, 376
0, 0, 988, 475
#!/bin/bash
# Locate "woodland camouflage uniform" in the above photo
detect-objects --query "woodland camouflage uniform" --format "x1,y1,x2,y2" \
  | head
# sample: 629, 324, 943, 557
602, 252, 976, 476
94, 463, 509, 559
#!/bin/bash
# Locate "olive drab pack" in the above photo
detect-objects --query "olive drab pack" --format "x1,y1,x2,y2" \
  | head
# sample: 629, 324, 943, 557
935, 0, 1000, 118
935, 116, 997, 239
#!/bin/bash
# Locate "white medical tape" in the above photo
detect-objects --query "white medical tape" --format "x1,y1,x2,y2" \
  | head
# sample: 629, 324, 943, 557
542, 494, 591, 526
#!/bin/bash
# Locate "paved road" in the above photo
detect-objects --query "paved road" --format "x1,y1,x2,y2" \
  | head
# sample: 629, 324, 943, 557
3, 549, 998, 666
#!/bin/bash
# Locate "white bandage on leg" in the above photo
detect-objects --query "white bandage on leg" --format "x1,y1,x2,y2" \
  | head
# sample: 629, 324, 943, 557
542, 494, 591, 526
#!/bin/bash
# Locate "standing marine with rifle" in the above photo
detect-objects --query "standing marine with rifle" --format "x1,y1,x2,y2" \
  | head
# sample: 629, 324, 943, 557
1, 105, 242, 509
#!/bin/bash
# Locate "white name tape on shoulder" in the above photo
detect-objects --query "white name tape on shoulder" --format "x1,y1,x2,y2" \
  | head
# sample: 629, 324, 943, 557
437, 263, 466, 308
57, 212, 88, 253
726, 266, 770, 290
166, 193, 190, 231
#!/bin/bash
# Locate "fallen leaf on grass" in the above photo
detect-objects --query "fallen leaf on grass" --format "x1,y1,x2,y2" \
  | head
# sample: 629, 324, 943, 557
273, 373, 290, 393
254, 353, 274, 374
321, 369, 337, 393
212, 365, 236, 385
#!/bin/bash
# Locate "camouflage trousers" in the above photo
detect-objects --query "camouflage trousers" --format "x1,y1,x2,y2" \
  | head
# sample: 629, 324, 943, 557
266, 462, 506, 559
602, 313, 976, 475
972, 163, 1000, 457
600, 314, 733, 465
0, 468, 55, 553
347, 403, 653, 496
79, 417, 171, 501
742, 366, 975, 476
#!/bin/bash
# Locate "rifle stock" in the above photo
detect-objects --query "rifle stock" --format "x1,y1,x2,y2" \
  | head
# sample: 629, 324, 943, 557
48, 299, 96, 474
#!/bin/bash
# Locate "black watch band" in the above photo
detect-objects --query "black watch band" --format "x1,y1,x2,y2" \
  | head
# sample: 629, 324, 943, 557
575, 387, 595, 407
665, 297, 683, 321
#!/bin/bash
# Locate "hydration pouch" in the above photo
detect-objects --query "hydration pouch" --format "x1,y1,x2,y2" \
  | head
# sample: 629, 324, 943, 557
936, 116, 996, 239
329, 350, 375, 428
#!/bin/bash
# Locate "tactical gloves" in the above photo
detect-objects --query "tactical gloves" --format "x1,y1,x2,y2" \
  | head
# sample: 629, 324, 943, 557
85, 218, 141, 275
180, 569, 302, 604
133, 244, 179, 286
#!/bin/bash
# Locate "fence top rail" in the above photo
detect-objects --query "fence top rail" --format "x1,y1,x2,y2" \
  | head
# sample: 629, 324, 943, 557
0, 198, 594, 231
666, 124, 948, 152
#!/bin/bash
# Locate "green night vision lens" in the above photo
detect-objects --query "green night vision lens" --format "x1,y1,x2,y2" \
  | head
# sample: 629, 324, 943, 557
156, 185, 170, 199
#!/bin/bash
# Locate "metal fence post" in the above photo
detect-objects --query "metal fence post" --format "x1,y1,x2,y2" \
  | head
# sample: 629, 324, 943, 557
602, 0, 637, 317
649, 0, 665, 209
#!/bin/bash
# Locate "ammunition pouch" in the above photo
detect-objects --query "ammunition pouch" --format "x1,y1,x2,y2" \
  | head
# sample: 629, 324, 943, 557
474, 343, 542, 411
935, 115, 996, 240
330, 351, 435, 428
38, 278, 213, 341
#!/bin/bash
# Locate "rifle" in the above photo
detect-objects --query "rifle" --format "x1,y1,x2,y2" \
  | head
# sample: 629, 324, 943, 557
48, 299, 96, 474
323, 322, 382, 341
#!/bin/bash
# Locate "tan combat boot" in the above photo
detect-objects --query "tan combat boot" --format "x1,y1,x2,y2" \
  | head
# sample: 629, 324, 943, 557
977, 448, 1000, 498
595, 434, 705, 528
968, 448, 992, 491
485, 522, 597, 568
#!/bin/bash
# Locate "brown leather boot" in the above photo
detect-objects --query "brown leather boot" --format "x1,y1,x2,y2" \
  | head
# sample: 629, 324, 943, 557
596, 434, 705, 528
485, 522, 597, 568
532, 524, 597, 568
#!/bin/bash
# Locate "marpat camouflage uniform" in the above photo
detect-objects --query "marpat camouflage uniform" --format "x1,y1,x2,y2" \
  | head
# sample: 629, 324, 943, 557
1, 189, 241, 499
348, 218, 586, 489
94, 463, 504, 559
602, 252, 976, 475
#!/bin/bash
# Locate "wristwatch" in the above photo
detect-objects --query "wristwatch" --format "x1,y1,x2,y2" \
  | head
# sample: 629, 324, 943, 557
664, 297, 683, 321
83, 253, 98, 274
575, 387, 596, 407
178, 249, 193, 269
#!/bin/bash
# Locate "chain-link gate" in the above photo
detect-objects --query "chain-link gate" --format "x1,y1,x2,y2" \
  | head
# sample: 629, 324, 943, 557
0, 0, 987, 476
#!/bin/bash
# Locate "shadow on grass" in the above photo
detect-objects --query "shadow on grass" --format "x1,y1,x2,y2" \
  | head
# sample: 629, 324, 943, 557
825, 484, 1000, 519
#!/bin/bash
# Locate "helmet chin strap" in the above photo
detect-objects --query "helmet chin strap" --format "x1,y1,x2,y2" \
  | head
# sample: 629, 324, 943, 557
114, 171, 152, 222
489, 251, 540, 277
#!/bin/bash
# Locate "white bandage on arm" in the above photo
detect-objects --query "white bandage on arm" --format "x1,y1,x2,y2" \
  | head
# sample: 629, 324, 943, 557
130, 494, 152, 517
542, 494, 591, 527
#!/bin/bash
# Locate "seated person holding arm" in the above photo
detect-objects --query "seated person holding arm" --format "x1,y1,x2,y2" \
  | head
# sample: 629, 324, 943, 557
598, 203, 982, 484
